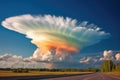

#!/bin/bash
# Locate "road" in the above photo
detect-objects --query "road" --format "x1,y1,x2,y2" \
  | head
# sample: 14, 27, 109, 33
42, 73, 120, 80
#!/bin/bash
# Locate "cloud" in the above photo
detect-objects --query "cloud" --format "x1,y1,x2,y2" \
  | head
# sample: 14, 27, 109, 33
115, 53, 120, 61
78, 50, 120, 68
33, 48, 73, 62
1, 50, 120, 68
0, 53, 54, 68
79, 57, 98, 64
100, 50, 114, 60
0, 53, 101, 68
1, 14, 110, 62
1, 50, 119, 69
0, 54, 23, 68
0, 54, 23, 61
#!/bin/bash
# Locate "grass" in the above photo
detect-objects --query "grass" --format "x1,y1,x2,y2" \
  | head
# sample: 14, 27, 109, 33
0, 70, 93, 77
104, 72, 120, 77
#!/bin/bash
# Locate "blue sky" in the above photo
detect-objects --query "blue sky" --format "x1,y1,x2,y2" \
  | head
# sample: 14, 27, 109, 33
0, 0, 120, 58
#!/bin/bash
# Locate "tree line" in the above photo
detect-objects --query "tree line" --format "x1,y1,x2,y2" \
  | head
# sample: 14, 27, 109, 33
11, 68, 99, 73
101, 60, 120, 72
1, 60, 119, 73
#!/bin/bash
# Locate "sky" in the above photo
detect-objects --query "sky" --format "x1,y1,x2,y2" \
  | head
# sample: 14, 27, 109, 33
0, 0, 120, 68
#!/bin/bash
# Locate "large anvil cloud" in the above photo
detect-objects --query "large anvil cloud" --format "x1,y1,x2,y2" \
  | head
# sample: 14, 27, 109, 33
1, 14, 110, 61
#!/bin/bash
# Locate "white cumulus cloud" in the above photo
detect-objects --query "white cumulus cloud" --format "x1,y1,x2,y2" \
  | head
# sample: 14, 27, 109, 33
100, 50, 114, 60
115, 53, 120, 61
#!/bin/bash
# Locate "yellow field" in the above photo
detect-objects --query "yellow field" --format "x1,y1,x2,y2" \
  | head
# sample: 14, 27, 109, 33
0, 71, 92, 77
105, 72, 120, 77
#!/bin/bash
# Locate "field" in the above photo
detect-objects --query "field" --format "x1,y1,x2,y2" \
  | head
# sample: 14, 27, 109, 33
105, 72, 120, 77
0, 70, 92, 77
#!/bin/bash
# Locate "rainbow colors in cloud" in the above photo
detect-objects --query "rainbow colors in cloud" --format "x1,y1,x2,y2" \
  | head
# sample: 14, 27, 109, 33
1, 14, 110, 61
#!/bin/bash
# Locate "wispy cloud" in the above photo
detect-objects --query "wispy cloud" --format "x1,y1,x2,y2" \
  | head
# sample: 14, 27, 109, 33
79, 57, 98, 64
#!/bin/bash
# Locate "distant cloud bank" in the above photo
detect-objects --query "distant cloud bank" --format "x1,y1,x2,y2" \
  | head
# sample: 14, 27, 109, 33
0, 50, 119, 68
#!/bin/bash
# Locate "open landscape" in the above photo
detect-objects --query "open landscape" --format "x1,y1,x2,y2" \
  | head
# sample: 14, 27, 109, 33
0, 0, 120, 80
0, 67, 120, 80
0, 70, 120, 80
0, 70, 92, 77
0, 69, 93, 80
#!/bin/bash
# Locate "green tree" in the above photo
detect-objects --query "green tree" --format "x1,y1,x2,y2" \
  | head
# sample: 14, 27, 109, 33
116, 63, 120, 72
101, 60, 115, 72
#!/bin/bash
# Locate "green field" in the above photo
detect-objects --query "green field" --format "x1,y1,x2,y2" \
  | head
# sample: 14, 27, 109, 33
0, 70, 92, 77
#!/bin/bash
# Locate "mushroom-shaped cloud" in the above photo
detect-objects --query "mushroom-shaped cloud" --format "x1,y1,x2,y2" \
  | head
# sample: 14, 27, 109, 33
1, 14, 110, 61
